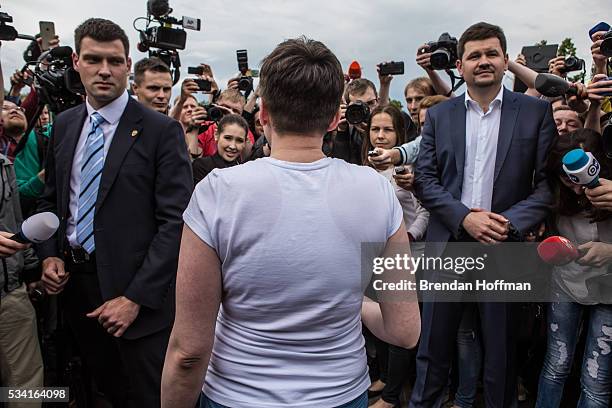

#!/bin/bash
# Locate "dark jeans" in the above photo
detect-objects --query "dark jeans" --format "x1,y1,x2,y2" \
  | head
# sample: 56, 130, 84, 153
453, 304, 482, 408
199, 390, 369, 408
536, 294, 612, 408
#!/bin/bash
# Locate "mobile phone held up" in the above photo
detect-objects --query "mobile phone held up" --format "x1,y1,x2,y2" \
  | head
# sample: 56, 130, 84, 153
39, 21, 55, 51
379, 61, 404, 76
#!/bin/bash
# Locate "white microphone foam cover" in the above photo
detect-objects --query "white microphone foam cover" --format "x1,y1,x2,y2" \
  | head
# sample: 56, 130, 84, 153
22, 212, 60, 243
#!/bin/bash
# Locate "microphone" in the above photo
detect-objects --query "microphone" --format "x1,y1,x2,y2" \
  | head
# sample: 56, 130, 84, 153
348, 61, 362, 80
562, 148, 601, 188
534, 73, 578, 97
10, 212, 59, 244
537, 236, 580, 266
49, 46, 74, 60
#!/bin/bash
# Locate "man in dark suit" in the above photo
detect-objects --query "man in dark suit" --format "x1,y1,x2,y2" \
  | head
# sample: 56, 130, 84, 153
411, 22, 556, 407
37, 18, 192, 407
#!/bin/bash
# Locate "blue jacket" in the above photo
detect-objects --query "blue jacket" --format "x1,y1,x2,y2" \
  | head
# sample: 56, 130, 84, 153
414, 88, 556, 256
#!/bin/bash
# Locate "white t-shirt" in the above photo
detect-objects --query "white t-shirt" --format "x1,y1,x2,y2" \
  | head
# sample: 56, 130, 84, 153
183, 156, 403, 408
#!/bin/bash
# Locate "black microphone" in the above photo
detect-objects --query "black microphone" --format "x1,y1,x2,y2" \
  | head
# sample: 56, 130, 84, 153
10, 212, 59, 244
534, 73, 578, 97
49, 46, 73, 60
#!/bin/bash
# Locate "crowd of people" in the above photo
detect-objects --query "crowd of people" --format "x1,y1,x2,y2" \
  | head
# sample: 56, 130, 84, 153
0, 13, 611, 408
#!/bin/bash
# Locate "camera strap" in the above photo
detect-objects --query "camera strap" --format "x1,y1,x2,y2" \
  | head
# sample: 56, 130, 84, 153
444, 69, 465, 96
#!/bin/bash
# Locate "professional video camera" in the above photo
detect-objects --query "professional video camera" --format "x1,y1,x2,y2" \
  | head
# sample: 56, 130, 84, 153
426, 33, 459, 71
0, 6, 36, 43
135, 0, 202, 84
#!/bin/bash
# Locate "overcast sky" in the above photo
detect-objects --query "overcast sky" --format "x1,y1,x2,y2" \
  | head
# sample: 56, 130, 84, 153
1, 0, 608, 104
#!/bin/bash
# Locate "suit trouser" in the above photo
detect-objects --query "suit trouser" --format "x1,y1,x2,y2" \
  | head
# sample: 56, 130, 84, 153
62, 257, 170, 408
0, 284, 44, 408
409, 244, 519, 408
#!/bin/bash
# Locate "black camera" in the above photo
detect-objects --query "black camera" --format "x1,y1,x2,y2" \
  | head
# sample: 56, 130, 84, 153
31, 46, 85, 113
345, 101, 370, 125
205, 105, 224, 122
136, 0, 201, 84
236, 49, 254, 94
0, 9, 17, 41
601, 30, 612, 57
560, 56, 585, 73
427, 33, 459, 70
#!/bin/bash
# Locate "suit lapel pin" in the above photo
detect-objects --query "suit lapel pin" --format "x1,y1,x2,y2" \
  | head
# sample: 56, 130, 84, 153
131, 130, 139, 138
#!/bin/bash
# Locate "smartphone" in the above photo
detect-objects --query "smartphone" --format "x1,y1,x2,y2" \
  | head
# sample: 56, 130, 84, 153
39, 21, 55, 51
188, 66, 204, 75
367, 150, 379, 157
194, 78, 211, 92
379, 61, 404, 76
394, 166, 407, 175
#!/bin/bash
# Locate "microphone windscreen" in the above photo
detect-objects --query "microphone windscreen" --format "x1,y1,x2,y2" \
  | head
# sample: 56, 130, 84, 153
537, 236, 580, 266
49, 46, 73, 60
534, 73, 571, 97
21, 212, 60, 243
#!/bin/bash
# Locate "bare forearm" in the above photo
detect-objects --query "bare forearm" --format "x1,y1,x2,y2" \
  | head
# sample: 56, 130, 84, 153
584, 102, 602, 134
161, 345, 209, 408
425, 69, 452, 96
170, 99, 183, 122
379, 81, 390, 106
508, 60, 539, 93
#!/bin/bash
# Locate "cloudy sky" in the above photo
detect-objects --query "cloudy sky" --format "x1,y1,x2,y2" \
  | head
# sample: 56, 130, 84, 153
1, 0, 607, 104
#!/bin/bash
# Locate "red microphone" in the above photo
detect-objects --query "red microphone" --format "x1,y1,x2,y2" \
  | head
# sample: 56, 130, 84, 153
348, 61, 362, 80
537, 236, 580, 266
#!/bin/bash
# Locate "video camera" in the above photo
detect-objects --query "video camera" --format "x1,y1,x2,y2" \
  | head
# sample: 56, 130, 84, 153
426, 33, 459, 71
0, 6, 36, 42
135, 0, 201, 84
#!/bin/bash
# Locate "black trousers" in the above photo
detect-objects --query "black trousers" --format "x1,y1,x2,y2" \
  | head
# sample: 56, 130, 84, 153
409, 244, 519, 408
61, 255, 171, 408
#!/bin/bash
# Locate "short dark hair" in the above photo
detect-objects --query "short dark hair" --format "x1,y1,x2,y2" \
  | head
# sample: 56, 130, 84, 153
345, 79, 378, 103
133, 57, 171, 85
259, 36, 344, 135
216, 114, 249, 137
74, 18, 129, 57
458, 22, 507, 60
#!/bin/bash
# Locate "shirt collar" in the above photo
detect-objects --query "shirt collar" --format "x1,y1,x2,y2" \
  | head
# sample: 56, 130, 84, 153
85, 90, 129, 125
464, 86, 504, 111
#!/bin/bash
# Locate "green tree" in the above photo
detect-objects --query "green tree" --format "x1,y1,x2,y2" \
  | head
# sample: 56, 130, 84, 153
389, 99, 403, 110
558, 38, 577, 57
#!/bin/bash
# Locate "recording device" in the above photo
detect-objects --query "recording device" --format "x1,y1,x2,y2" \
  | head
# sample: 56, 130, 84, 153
345, 101, 370, 125
534, 73, 577, 97
0, 6, 36, 43
521, 44, 558, 73
394, 166, 407, 175
135, 0, 202, 84
379, 61, 404, 76
537, 236, 580, 266
367, 150, 379, 157
559, 56, 585, 73
28, 46, 86, 114
10, 212, 59, 244
562, 148, 601, 188
194, 78, 211, 92
426, 33, 459, 70
205, 105, 223, 122
188, 66, 204, 75
595, 24, 612, 57
236, 49, 254, 94
348, 61, 362, 80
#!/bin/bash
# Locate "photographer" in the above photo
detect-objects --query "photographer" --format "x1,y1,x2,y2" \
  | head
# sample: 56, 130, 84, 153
331, 78, 378, 164
132, 56, 173, 114
194, 88, 255, 158
170, 63, 219, 129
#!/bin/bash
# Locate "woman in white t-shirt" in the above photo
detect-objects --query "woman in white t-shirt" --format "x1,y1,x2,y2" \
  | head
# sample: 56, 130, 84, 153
161, 37, 421, 408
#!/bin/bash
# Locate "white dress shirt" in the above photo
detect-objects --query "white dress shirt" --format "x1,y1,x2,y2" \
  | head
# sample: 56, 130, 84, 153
460, 87, 504, 211
66, 91, 129, 247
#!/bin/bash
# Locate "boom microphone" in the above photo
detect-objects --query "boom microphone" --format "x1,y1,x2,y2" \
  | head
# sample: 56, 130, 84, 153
10, 212, 59, 244
537, 236, 580, 266
534, 73, 578, 97
562, 148, 600, 188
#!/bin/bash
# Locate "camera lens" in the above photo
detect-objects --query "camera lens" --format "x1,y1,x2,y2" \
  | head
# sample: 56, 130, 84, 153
345, 101, 370, 125
238, 77, 252, 92
207, 106, 223, 122
430, 49, 451, 70
601, 33, 612, 57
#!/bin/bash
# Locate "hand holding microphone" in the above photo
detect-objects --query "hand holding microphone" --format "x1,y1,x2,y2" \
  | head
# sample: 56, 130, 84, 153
0, 212, 59, 257
537, 236, 581, 265
562, 148, 600, 188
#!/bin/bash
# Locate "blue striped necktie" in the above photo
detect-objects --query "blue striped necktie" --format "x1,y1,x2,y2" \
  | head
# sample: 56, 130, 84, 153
76, 112, 106, 253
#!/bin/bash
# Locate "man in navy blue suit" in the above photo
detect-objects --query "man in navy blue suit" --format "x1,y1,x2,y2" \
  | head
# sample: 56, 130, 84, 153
411, 22, 556, 407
